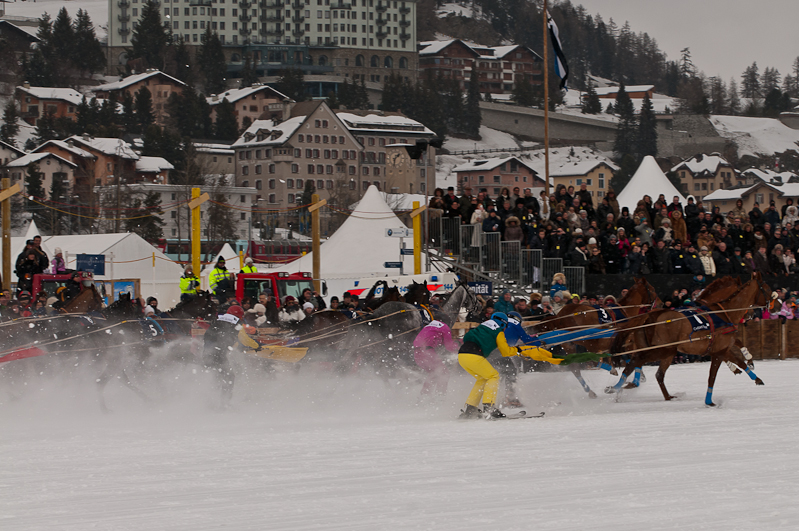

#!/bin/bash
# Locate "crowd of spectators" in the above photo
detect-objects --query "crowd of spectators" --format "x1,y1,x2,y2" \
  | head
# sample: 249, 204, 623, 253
429, 183, 799, 279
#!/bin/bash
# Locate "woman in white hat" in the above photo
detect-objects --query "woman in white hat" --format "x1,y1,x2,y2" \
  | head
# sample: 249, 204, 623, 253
51, 248, 67, 274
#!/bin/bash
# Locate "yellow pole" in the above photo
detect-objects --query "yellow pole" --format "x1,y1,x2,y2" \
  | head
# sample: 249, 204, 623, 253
191, 187, 201, 276
311, 193, 321, 293
412, 200, 421, 274
1, 178, 10, 291
239, 250, 244, 270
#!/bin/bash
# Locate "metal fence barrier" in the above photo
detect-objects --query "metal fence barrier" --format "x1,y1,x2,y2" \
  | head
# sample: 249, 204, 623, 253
542, 258, 563, 292
500, 241, 522, 285
482, 232, 501, 272
459, 224, 481, 265
521, 249, 543, 291
564, 266, 586, 297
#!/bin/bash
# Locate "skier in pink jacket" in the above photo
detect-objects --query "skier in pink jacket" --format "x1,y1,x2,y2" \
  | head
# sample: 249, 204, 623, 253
412, 320, 461, 396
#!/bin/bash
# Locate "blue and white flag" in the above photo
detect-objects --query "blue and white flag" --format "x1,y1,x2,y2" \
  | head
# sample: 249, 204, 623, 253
547, 12, 570, 90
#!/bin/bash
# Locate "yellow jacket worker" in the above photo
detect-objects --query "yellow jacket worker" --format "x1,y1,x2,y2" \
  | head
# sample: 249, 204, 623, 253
457, 312, 561, 420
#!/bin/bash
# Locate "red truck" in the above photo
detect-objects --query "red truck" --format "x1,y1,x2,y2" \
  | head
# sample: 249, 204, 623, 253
235, 271, 325, 307
31, 271, 95, 297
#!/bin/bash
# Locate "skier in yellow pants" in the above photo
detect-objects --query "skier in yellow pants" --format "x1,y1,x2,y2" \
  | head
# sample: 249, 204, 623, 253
458, 312, 563, 419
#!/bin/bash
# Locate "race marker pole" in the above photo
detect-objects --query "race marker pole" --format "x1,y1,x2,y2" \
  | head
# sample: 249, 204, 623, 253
188, 188, 209, 279
239, 250, 244, 270
410, 201, 426, 275
308, 195, 327, 293
152, 252, 156, 296
0, 179, 20, 291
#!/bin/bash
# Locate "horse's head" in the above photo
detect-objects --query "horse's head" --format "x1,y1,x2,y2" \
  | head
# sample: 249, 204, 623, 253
622, 277, 660, 309
751, 272, 770, 308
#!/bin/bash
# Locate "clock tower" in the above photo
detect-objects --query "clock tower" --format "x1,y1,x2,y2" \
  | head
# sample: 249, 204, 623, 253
385, 144, 417, 194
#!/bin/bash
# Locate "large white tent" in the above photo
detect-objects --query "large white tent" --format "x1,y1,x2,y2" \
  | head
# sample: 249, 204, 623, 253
0, 222, 184, 304
617, 155, 687, 211
273, 185, 413, 298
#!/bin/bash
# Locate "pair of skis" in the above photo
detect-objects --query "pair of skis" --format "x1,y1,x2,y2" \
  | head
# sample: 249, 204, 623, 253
490, 410, 545, 420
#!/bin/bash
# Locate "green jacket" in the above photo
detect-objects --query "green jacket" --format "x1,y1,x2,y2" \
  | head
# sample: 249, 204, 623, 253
463, 320, 516, 358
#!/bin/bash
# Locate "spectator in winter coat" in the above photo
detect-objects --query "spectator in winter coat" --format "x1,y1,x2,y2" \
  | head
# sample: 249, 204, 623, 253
625, 245, 644, 274
728, 199, 748, 225
684, 244, 704, 275
568, 242, 589, 267
670, 241, 689, 274
278, 296, 306, 324
50, 248, 67, 274
587, 247, 606, 274
731, 248, 749, 275
654, 208, 670, 230
634, 217, 654, 246
503, 216, 524, 243
698, 246, 717, 277
616, 228, 632, 259
696, 226, 715, 252
670, 210, 688, 244
602, 235, 623, 274
712, 242, 734, 276
764, 203, 781, 227
782, 205, 799, 228
653, 218, 674, 245
482, 209, 503, 234
617, 207, 635, 236
769, 245, 787, 276
494, 291, 516, 315
753, 246, 771, 275
667, 196, 684, 215
649, 240, 672, 274
549, 272, 568, 298
547, 227, 570, 259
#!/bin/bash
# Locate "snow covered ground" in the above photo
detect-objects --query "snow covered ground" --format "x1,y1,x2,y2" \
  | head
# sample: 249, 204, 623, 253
2, 348, 798, 530
710, 116, 799, 158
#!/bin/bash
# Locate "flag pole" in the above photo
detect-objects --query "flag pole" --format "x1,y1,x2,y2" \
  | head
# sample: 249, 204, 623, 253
543, 0, 551, 202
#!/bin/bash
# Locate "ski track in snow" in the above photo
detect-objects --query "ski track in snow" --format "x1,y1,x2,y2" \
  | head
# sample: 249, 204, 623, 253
2, 356, 799, 530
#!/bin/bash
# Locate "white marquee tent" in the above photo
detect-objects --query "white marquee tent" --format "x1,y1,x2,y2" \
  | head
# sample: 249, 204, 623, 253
617, 155, 687, 212
273, 185, 413, 298
0, 221, 184, 304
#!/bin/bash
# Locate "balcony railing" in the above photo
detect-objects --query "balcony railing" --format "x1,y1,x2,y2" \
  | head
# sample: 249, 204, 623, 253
292, 28, 305, 37
376, 29, 389, 38
291, 15, 305, 23
376, 2, 387, 12
261, 14, 283, 21
118, 27, 130, 35
118, 13, 130, 22
376, 16, 387, 25
240, 0, 253, 9
399, 5, 410, 14
117, 0, 130, 7
330, 1, 352, 8
399, 32, 410, 40
240, 13, 253, 22
400, 19, 410, 28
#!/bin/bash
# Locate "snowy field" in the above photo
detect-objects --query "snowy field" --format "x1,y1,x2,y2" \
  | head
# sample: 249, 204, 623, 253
710, 116, 799, 158
2, 349, 799, 530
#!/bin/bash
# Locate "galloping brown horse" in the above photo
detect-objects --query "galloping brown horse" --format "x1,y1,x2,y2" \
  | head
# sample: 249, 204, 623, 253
58, 285, 105, 314
531, 277, 661, 397
606, 273, 769, 406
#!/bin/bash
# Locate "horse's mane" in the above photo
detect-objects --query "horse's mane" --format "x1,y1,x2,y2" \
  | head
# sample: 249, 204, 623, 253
698, 276, 740, 300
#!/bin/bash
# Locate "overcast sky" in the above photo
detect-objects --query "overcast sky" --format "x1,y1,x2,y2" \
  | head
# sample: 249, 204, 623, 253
571, 0, 798, 85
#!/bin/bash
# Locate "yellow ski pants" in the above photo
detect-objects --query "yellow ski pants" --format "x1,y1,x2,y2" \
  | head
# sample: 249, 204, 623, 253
458, 353, 500, 407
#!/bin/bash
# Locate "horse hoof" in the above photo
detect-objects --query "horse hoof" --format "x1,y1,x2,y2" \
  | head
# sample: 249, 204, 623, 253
609, 369, 618, 376
755, 378, 764, 386
588, 391, 597, 399
623, 383, 637, 390
732, 369, 742, 375
604, 386, 617, 394
705, 402, 717, 407
665, 395, 676, 401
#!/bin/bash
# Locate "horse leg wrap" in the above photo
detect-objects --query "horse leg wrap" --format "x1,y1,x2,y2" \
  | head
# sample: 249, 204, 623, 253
726, 361, 739, 374
612, 373, 628, 391
598, 362, 613, 373
576, 375, 591, 393
705, 387, 714, 406
740, 347, 752, 361
632, 367, 642, 387
744, 367, 759, 381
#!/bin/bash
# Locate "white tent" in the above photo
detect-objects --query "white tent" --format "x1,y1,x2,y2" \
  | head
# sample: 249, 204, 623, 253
273, 185, 413, 298
617, 156, 687, 212
0, 224, 184, 305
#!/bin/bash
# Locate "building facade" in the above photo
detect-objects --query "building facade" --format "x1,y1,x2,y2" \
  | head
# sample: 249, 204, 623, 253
670, 153, 740, 202
6, 152, 78, 197
452, 156, 543, 196
207, 84, 291, 130
232, 100, 435, 208
418, 39, 543, 94
550, 160, 618, 202
107, 0, 418, 84
15, 84, 84, 126
91, 70, 187, 127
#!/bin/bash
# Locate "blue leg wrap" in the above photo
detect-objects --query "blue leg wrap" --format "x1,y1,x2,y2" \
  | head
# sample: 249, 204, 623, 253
632, 367, 642, 387
705, 387, 714, 405
744, 367, 759, 381
576, 375, 591, 393
598, 362, 613, 372
612, 373, 628, 391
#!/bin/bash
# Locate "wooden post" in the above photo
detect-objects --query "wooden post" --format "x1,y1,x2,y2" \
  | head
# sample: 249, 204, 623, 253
543, 0, 551, 199
410, 201, 426, 275
1, 178, 10, 291
311, 193, 321, 293
189, 188, 209, 276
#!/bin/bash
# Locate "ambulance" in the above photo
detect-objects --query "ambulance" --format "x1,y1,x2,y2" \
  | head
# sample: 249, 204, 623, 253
348, 273, 459, 298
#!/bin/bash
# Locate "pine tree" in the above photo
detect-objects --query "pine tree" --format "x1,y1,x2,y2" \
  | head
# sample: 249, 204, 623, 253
135, 86, 155, 130
240, 116, 252, 135
130, 0, 169, 70
511, 78, 538, 107
679, 47, 695, 79
463, 67, 482, 138
122, 91, 137, 131
125, 192, 165, 242
609, 153, 637, 195
636, 93, 658, 161
613, 82, 636, 159
25, 14, 55, 86
239, 53, 259, 88
708, 77, 727, 115
198, 29, 227, 95
381, 73, 402, 112
34, 110, 58, 144
24, 163, 48, 228
581, 81, 602, 114
50, 8, 75, 79
0, 100, 20, 146
444, 78, 464, 134
72, 9, 106, 75
214, 98, 239, 140
741, 62, 761, 99
761, 67, 781, 94
728, 78, 741, 115
46, 170, 68, 235
204, 178, 238, 246
354, 79, 370, 109
172, 36, 194, 86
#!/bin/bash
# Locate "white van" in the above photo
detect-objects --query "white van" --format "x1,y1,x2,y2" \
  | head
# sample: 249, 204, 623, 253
348, 273, 459, 298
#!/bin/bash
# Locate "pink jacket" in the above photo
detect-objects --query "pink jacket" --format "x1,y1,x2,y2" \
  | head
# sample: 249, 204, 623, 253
413, 320, 460, 352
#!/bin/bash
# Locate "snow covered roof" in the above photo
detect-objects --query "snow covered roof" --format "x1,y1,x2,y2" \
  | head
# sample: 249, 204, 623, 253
232, 117, 305, 148
6, 151, 77, 168
91, 70, 186, 92
418, 39, 466, 56
337, 112, 434, 136
551, 159, 619, 177
702, 185, 759, 202
594, 85, 655, 97
67, 136, 139, 159
452, 156, 537, 173
617, 156, 686, 211
709, 116, 799, 158
33, 139, 96, 160
136, 156, 174, 173
16, 86, 83, 106
207, 84, 288, 105
670, 153, 734, 175
0, 20, 40, 42
194, 142, 235, 154
272, 185, 413, 278
0, 140, 25, 157
742, 168, 797, 184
